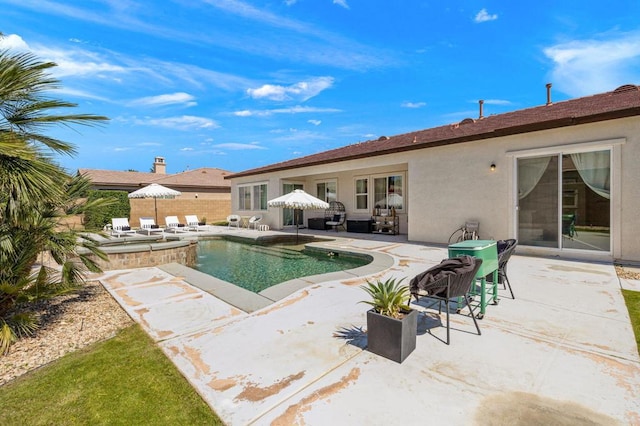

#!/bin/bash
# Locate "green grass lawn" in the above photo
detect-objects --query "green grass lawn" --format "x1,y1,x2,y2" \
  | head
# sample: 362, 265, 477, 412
623, 289, 640, 354
0, 325, 223, 426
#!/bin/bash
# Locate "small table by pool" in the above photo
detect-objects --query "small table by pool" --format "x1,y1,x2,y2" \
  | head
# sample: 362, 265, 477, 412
448, 239, 499, 318
240, 216, 251, 228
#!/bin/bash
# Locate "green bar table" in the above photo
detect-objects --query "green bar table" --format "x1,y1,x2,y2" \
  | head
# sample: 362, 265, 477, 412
448, 240, 499, 318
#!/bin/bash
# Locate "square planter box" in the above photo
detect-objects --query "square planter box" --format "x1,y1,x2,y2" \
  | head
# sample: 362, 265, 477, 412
366, 308, 417, 363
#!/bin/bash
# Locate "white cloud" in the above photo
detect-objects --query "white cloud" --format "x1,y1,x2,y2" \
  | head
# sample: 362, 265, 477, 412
544, 32, 640, 97
136, 115, 219, 130
333, 0, 349, 9
474, 9, 498, 23
247, 76, 334, 101
0, 33, 30, 51
401, 101, 426, 108
51, 87, 111, 101
482, 99, 511, 105
180, 147, 195, 151
0, 35, 126, 82
308, 119, 322, 126
233, 105, 342, 117
30, 45, 126, 78
1, 33, 255, 100
213, 143, 267, 150
284, 0, 297, 5
130, 92, 197, 107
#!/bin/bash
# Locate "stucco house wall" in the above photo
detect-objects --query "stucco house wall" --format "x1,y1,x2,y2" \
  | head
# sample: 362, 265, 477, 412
227, 87, 640, 262
231, 158, 410, 233
408, 116, 639, 262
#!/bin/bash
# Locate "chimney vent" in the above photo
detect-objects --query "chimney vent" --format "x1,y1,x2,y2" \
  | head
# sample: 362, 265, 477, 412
479, 100, 484, 119
153, 156, 166, 174
546, 83, 553, 106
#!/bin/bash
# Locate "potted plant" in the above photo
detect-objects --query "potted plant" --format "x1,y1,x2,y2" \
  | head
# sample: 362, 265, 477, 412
360, 277, 417, 363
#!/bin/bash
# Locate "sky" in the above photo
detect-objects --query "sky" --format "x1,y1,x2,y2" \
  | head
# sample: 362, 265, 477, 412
1, 1, 640, 175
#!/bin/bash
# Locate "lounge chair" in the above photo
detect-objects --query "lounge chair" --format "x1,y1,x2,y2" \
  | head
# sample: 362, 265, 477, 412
165, 216, 188, 233
111, 218, 137, 238
409, 255, 483, 345
138, 217, 164, 236
227, 214, 240, 229
248, 215, 262, 230
185, 215, 210, 232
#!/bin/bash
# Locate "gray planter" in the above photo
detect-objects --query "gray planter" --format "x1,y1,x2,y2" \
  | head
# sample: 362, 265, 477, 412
366, 308, 417, 363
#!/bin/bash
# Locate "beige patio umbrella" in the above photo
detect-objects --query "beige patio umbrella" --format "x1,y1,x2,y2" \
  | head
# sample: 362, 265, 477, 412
128, 183, 181, 223
268, 189, 329, 243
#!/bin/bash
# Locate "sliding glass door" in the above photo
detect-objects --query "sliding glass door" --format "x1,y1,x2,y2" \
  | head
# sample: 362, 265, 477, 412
517, 149, 610, 252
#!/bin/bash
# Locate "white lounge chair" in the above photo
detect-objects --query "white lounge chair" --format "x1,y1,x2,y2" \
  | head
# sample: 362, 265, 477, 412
248, 215, 262, 230
185, 215, 209, 231
111, 218, 137, 238
227, 214, 240, 229
138, 217, 164, 236
165, 216, 188, 233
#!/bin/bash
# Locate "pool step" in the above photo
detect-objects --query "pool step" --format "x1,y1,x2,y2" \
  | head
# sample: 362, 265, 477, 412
243, 245, 307, 260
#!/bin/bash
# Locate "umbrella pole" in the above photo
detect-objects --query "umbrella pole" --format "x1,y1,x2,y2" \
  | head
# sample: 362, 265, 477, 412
154, 197, 158, 224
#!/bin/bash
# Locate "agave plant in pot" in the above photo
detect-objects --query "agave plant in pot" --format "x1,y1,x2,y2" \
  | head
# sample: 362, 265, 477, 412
361, 277, 417, 363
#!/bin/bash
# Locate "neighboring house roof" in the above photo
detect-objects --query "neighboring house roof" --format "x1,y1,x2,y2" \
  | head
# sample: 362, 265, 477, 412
79, 167, 231, 190
152, 168, 231, 189
227, 85, 640, 179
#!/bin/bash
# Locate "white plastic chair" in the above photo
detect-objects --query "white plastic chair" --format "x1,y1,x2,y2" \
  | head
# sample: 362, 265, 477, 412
227, 215, 241, 229
248, 215, 262, 230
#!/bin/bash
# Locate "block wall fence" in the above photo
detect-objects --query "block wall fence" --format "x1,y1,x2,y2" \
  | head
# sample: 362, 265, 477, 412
128, 198, 231, 227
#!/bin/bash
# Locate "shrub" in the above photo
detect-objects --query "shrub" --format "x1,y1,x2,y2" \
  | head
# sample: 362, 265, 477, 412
84, 190, 130, 230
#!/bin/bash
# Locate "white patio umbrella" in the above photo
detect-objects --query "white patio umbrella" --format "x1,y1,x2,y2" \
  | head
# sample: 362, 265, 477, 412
128, 183, 181, 223
268, 189, 329, 242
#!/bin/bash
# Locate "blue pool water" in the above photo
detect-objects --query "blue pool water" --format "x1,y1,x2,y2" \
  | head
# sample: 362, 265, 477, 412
194, 239, 370, 293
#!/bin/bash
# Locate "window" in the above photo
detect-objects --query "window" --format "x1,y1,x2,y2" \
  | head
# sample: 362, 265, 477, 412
238, 183, 268, 210
373, 174, 404, 211
316, 180, 337, 203
355, 178, 368, 210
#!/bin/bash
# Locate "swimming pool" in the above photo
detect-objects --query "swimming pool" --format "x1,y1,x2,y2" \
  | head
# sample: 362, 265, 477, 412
194, 238, 371, 293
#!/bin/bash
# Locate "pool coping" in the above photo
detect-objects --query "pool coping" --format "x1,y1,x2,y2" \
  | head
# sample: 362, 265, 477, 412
158, 240, 395, 313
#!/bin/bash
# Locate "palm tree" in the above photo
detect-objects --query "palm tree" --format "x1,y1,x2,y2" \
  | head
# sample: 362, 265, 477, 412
0, 42, 109, 353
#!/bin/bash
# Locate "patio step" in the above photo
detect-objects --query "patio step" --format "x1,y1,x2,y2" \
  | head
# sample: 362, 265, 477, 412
243, 245, 306, 260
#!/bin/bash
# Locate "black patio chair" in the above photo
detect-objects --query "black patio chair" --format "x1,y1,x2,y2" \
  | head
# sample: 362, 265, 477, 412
409, 256, 483, 345
487, 239, 517, 299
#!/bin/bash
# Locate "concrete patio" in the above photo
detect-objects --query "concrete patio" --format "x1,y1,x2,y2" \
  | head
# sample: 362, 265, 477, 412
96, 230, 640, 425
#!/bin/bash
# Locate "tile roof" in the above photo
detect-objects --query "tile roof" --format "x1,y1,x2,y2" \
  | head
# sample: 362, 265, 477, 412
227, 85, 640, 179
79, 167, 231, 189
152, 168, 231, 188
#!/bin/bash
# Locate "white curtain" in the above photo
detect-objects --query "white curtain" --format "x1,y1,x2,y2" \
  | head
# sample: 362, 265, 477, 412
571, 151, 610, 199
518, 156, 551, 200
